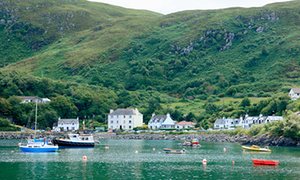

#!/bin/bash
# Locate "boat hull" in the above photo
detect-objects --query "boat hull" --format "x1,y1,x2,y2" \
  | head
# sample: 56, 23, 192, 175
242, 146, 271, 152
52, 139, 95, 147
20, 146, 58, 153
252, 159, 279, 166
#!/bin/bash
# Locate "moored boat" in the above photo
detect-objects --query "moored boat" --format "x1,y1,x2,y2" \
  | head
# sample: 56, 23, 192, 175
19, 138, 59, 152
242, 145, 271, 152
163, 148, 186, 154
52, 133, 95, 147
252, 159, 279, 166
19, 101, 58, 153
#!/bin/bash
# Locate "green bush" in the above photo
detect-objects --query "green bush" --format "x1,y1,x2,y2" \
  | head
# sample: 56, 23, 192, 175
0, 118, 10, 127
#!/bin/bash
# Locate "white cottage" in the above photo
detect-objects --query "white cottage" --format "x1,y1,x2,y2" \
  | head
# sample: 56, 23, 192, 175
108, 108, 143, 130
55, 117, 79, 131
160, 113, 176, 129
214, 117, 238, 130
215, 114, 284, 130
176, 121, 196, 129
289, 88, 300, 100
148, 114, 168, 130
17, 96, 51, 104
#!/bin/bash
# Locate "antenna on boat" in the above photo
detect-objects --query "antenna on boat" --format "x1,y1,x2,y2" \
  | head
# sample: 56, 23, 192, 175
34, 100, 38, 138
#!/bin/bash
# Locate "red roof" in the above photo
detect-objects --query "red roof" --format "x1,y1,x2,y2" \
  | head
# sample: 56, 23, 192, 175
176, 121, 195, 125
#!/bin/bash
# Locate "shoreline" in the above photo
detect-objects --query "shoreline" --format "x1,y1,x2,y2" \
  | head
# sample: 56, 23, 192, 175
1, 131, 298, 147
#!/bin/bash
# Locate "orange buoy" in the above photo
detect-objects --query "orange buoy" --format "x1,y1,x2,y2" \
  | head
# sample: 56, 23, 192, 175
82, 155, 87, 161
202, 159, 207, 165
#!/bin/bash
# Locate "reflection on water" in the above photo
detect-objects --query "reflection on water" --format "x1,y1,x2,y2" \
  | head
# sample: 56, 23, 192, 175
0, 139, 299, 179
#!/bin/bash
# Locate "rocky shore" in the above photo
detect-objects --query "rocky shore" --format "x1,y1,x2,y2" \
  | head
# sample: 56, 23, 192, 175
1, 132, 299, 147
96, 133, 300, 147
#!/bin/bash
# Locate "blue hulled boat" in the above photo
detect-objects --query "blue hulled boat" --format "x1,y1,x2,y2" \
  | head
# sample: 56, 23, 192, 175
19, 138, 58, 152
19, 101, 58, 153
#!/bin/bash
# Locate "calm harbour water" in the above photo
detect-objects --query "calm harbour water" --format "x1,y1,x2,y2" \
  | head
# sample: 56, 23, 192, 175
0, 139, 299, 180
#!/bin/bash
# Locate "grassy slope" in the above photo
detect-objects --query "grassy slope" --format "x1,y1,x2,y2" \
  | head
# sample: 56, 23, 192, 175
2, 0, 300, 99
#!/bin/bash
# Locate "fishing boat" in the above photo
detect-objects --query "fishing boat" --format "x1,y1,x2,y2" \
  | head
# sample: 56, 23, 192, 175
252, 159, 279, 166
19, 101, 58, 152
52, 133, 95, 147
242, 145, 271, 152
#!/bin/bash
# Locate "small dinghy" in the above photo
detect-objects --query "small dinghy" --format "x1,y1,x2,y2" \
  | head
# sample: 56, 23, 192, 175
163, 148, 186, 154
242, 145, 271, 152
252, 159, 279, 166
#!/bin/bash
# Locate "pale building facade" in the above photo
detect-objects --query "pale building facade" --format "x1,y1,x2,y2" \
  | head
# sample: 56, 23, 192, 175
108, 108, 143, 130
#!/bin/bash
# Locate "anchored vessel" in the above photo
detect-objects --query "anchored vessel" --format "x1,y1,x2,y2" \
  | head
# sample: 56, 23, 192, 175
19, 138, 58, 152
19, 101, 58, 153
53, 133, 95, 147
242, 145, 271, 152
252, 159, 279, 166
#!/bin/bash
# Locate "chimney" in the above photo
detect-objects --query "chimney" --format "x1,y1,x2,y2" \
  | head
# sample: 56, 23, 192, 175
110, 109, 114, 113
167, 113, 170, 118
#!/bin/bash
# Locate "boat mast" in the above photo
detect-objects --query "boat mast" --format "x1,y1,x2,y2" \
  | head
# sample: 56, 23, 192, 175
34, 100, 38, 138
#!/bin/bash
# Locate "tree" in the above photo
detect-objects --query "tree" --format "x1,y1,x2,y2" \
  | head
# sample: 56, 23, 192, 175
50, 96, 78, 118
185, 112, 196, 122
240, 98, 251, 107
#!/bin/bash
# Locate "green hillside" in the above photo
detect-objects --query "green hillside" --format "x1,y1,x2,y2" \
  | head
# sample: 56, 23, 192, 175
1, 0, 300, 128
3, 0, 300, 97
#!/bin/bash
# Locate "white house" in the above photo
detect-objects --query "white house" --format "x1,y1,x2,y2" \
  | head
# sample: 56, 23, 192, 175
289, 88, 300, 100
214, 117, 238, 130
148, 114, 168, 130
160, 113, 176, 129
17, 96, 51, 104
214, 114, 284, 130
176, 121, 196, 129
55, 117, 79, 131
108, 108, 143, 130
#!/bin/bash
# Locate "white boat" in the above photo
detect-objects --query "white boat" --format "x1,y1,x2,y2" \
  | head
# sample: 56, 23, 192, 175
19, 101, 58, 152
52, 133, 95, 147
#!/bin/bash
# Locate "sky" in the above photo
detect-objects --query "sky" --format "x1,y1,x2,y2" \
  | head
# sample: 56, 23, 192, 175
88, 0, 291, 14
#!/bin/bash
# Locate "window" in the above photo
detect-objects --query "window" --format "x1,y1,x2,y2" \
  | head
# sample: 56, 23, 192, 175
110, 121, 113, 123
117, 121, 118, 124
110, 115, 113, 118
129, 126, 131, 129
129, 115, 132, 118
72, 127, 75, 130
129, 120, 132, 123
111, 126, 113, 128
124, 115, 126, 118
72, 123, 74, 125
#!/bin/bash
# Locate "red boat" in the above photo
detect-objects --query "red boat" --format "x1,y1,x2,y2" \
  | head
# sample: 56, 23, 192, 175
252, 159, 279, 166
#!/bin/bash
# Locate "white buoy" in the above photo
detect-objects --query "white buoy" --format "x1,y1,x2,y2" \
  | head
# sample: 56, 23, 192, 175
105, 145, 109, 149
202, 159, 207, 165
82, 155, 88, 161
223, 147, 227, 153
153, 148, 155, 151
135, 150, 138, 154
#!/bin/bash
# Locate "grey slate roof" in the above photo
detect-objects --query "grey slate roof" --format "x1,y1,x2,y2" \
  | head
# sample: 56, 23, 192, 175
214, 118, 226, 125
149, 115, 167, 123
291, 88, 300, 93
58, 119, 79, 125
109, 109, 137, 115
